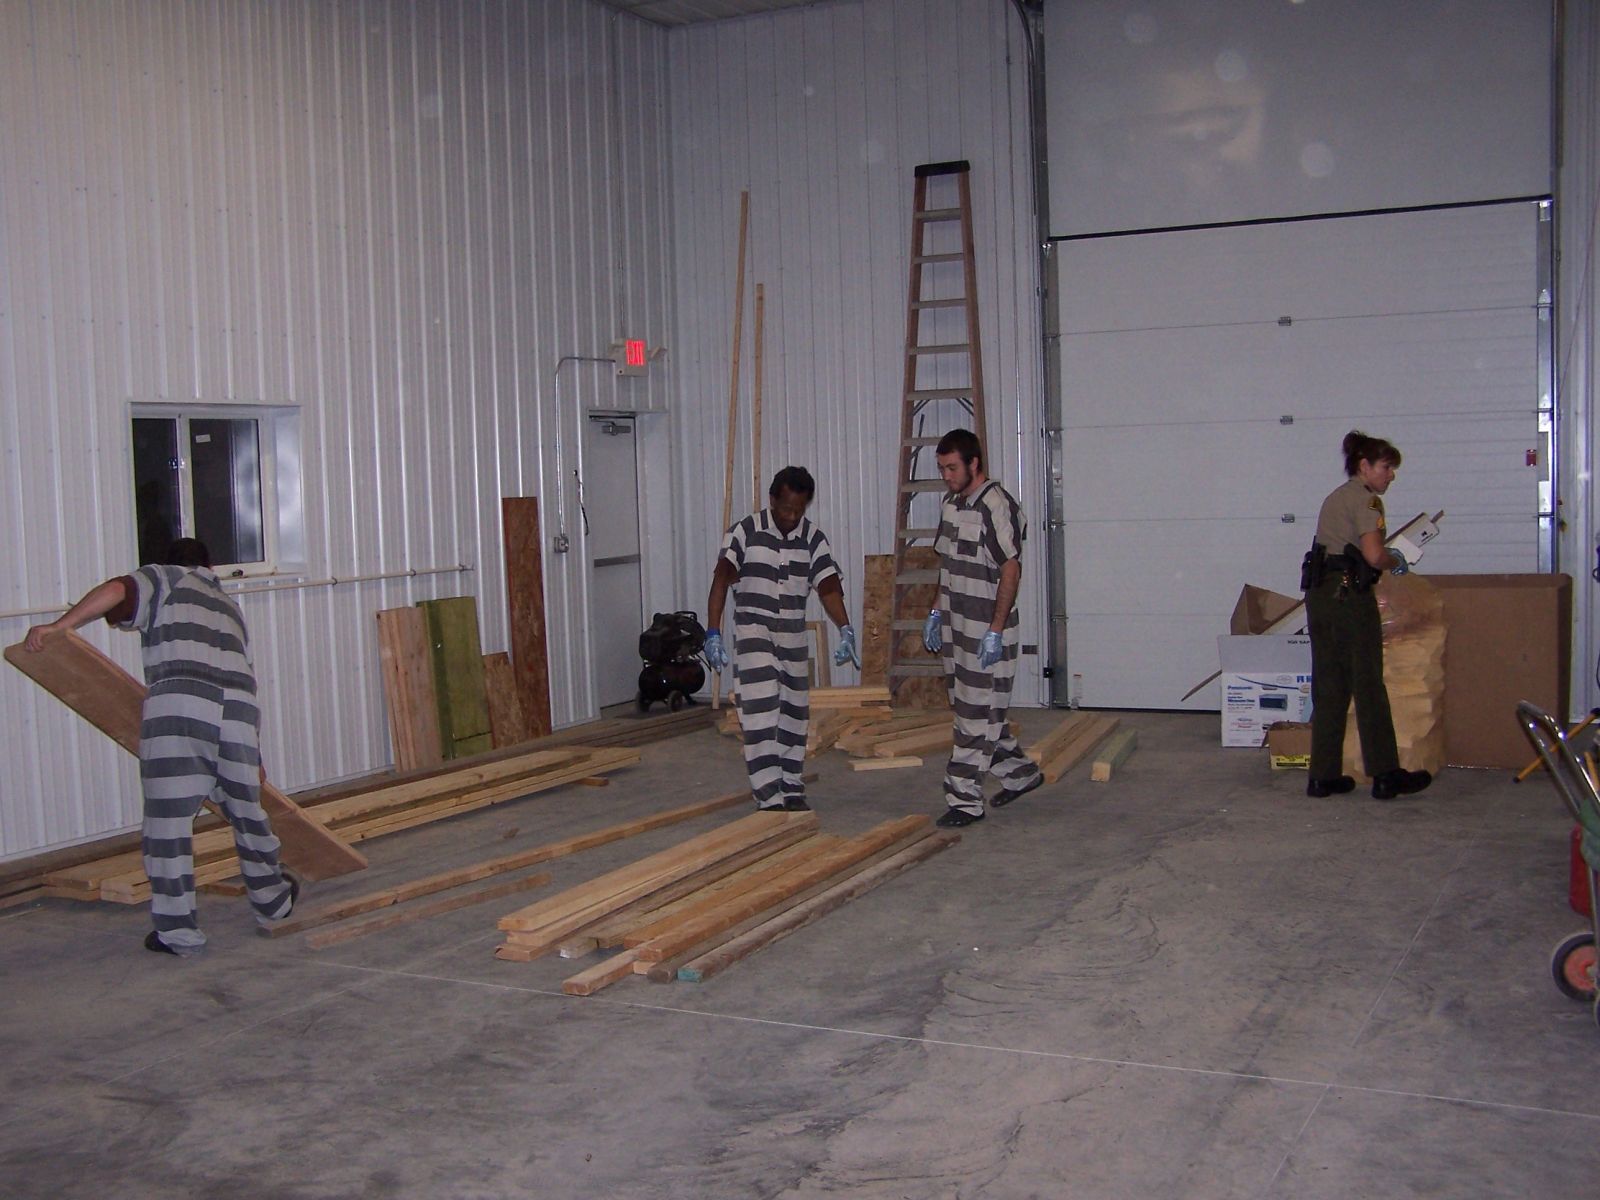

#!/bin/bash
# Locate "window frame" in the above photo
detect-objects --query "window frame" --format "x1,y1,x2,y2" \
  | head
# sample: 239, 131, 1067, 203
129, 402, 304, 580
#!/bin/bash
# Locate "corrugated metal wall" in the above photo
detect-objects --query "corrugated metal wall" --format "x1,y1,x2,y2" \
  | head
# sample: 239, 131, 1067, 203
0, 0, 674, 858
663, 0, 1044, 692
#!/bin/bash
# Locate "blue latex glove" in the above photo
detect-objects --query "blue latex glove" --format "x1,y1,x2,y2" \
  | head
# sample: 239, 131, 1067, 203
704, 629, 729, 671
978, 630, 1003, 669
922, 609, 942, 654
833, 624, 860, 669
1390, 556, 1410, 577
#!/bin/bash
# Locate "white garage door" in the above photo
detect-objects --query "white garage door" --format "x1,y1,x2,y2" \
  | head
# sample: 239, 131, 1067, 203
1057, 201, 1548, 710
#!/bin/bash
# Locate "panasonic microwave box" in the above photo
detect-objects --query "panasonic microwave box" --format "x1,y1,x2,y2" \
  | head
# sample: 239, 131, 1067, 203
1217, 635, 1313, 747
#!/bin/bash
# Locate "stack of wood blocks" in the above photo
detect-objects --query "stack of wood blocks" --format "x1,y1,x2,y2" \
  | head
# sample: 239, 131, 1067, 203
1027, 713, 1125, 783
41, 746, 639, 905
493, 809, 958, 991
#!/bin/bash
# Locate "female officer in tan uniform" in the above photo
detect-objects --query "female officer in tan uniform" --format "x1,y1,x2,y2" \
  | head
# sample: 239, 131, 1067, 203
1302, 431, 1432, 801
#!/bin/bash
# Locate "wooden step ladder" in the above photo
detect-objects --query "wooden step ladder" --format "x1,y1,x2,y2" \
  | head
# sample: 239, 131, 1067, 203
887, 160, 988, 699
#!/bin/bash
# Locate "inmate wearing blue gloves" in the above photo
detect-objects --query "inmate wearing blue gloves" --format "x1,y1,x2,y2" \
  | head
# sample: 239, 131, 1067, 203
922, 608, 942, 653
834, 624, 860, 669
703, 628, 728, 671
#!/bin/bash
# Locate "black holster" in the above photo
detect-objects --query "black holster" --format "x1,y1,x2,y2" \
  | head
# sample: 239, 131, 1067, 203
1342, 543, 1382, 593
1300, 542, 1327, 590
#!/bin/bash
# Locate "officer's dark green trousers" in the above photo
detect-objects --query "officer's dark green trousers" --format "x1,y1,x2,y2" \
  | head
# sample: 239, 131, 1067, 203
1305, 574, 1400, 780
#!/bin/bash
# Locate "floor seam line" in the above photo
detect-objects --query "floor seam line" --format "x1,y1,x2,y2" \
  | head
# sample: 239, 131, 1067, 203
1256, 1086, 1329, 1199
303, 958, 1600, 1125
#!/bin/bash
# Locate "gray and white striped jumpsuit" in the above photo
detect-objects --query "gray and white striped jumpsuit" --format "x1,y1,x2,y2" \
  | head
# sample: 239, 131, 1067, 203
720, 511, 840, 810
935, 480, 1041, 816
114, 565, 293, 953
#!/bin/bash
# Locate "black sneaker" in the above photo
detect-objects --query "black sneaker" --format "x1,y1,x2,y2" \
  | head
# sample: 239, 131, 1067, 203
936, 808, 985, 828
1306, 776, 1356, 798
991, 773, 1045, 808
1372, 769, 1432, 801
143, 931, 179, 956
272, 871, 301, 921
782, 797, 811, 812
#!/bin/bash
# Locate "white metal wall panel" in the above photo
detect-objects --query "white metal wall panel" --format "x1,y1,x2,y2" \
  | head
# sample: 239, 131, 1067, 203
1058, 203, 1544, 710
665, 0, 1044, 699
0, 0, 675, 859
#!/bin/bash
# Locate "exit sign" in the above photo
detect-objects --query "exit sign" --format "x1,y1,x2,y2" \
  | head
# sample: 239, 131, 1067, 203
612, 338, 648, 377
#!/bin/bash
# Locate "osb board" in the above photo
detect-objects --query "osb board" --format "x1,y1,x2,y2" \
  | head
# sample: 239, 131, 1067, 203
503, 497, 553, 738
483, 651, 531, 748
863, 550, 949, 707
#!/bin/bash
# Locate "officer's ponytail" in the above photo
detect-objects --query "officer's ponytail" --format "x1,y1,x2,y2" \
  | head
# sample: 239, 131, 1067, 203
1342, 430, 1402, 477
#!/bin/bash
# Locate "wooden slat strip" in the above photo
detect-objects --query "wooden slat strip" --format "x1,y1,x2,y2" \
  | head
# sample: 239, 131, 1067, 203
304, 872, 552, 950
1039, 717, 1121, 785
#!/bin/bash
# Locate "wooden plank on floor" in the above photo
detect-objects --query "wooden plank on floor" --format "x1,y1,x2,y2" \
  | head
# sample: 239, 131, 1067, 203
677, 831, 960, 982
375, 607, 444, 771
503, 496, 553, 738
6, 631, 367, 882
562, 949, 642, 995
808, 685, 891, 708
303, 872, 552, 950
1090, 729, 1139, 782
420, 597, 494, 760
482, 651, 531, 748
851, 756, 923, 770
266, 785, 761, 937
1024, 713, 1097, 766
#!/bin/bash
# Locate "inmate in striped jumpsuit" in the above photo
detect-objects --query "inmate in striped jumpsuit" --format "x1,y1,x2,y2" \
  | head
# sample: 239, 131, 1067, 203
935, 480, 1041, 816
720, 510, 840, 809
114, 565, 293, 953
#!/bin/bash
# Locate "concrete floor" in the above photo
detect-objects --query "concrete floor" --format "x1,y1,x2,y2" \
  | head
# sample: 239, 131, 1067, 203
2, 708, 1598, 1199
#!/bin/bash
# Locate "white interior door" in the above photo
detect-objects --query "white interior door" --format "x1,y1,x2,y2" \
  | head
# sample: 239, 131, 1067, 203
1057, 201, 1546, 709
582, 415, 644, 709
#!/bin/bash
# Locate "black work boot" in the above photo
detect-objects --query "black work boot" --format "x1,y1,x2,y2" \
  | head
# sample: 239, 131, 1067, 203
782, 797, 811, 812
936, 807, 985, 828
1306, 775, 1356, 798
1372, 769, 1432, 801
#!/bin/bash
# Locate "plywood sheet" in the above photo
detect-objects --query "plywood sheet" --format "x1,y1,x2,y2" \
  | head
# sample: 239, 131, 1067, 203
4, 632, 366, 880
419, 597, 493, 759
375, 607, 444, 771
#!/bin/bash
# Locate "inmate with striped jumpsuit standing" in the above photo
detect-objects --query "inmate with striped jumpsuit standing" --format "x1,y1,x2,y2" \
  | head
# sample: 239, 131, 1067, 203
23, 538, 297, 955
923, 429, 1043, 827
705, 467, 860, 811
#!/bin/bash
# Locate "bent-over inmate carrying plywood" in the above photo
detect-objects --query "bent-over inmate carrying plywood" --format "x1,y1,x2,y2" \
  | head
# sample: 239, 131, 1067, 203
4, 631, 367, 881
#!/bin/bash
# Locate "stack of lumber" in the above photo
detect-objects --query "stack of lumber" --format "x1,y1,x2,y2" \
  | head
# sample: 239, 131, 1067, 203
494, 811, 957, 992
1027, 713, 1122, 784
270, 788, 764, 948
41, 746, 639, 905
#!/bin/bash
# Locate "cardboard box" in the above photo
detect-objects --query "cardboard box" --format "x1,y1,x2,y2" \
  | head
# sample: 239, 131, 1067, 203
1266, 722, 1313, 770
1428, 574, 1572, 769
1229, 585, 1304, 635
1218, 635, 1313, 747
